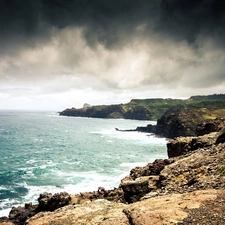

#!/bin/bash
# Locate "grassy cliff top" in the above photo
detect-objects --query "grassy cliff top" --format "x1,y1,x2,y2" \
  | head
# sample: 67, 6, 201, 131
124, 94, 225, 120
61, 94, 225, 121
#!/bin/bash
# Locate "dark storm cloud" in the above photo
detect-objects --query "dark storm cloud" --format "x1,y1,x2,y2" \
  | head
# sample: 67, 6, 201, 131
0, 0, 157, 51
0, 0, 224, 50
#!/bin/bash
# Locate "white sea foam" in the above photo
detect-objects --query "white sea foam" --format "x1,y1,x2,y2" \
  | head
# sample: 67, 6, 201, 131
92, 128, 167, 145
0, 171, 120, 217
120, 162, 148, 168
26, 159, 38, 164
0, 198, 21, 216
0, 208, 11, 217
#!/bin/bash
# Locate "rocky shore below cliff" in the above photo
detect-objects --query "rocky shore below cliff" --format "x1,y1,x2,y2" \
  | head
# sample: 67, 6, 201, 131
1, 128, 225, 224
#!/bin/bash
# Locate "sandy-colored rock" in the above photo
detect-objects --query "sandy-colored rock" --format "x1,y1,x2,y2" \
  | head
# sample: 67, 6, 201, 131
26, 189, 220, 225
26, 199, 129, 225
0, 222, 14, 225
124, 189, 218, 225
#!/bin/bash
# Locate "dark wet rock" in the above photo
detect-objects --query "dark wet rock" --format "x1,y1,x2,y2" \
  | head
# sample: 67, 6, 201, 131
37, 192, 71, 212
120, 175, 160, 203
196, 120, 225, 136
135, 124, 156, 133
8, 203, 37, 225
5, 193, 71, 225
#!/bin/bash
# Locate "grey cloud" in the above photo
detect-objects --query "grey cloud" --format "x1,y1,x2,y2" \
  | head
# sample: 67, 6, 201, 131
0, 0, 225, 97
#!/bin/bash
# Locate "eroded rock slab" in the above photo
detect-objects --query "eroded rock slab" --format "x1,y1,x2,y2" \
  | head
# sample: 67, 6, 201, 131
26, 189, 220, 225
167, 132, 218, 158
26, 199, 129, 225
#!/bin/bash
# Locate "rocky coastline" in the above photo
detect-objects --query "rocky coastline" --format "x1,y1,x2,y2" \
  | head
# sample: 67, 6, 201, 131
1, 106, 225, 224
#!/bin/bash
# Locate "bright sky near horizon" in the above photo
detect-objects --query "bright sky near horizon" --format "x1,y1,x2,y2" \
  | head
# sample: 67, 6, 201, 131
0, 0, 225, 110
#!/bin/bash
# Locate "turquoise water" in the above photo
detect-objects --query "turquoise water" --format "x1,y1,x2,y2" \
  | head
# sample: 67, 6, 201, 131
0, 110, 167, 216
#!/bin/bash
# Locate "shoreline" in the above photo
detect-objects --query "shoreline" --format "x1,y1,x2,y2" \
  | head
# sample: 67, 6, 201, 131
2, 130, 225, 224
0, 133, 167, 218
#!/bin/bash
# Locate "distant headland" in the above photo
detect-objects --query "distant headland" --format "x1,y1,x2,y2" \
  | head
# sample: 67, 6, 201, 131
59, 94, 225, 121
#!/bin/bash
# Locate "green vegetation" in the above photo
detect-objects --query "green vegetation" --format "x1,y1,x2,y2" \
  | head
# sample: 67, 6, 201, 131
121, 94, 225, 120
61, 94, 225, 121
217, 165, 225, 176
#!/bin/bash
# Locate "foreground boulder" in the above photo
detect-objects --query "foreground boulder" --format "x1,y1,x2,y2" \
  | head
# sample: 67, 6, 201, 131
120, 159, 173, 203
26, 189, 224, 225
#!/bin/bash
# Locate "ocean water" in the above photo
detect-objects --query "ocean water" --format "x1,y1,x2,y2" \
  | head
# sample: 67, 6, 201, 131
0, 110, 167, 216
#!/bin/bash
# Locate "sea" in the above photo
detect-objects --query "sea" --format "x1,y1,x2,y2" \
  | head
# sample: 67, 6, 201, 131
0, 110, 167, 217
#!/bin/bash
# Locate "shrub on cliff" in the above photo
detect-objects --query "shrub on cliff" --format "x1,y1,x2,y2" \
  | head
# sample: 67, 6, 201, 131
216, 129, 225, 144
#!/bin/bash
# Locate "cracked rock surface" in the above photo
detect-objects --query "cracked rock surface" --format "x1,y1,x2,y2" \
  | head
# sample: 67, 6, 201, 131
26, 189, 222, 225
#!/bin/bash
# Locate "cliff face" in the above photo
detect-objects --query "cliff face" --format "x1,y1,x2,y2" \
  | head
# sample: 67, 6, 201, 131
60, 104, 152, 120
155, 107, 225, 138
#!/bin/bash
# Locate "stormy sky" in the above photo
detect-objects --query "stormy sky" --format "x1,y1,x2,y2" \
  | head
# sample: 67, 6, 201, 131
0, 0, 225, 110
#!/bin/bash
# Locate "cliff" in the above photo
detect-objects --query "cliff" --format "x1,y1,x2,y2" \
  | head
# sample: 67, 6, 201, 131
117, 107, 225, 139
59, 94, 225, 120
155, 107, 225, 138
60, 104, 152, 120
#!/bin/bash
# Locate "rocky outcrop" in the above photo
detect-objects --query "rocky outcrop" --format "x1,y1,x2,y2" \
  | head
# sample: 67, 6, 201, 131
119, 159, 173, 203
82, 103, 91, 108
155, 107, 225, 138
135, 124, 156, 133
160, 142, 225, 194
4, 192, 71, 225
156, 107, 201, 138
116, 107, 225, 138
167, 132, 219, 158
37, 192, 71, 212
